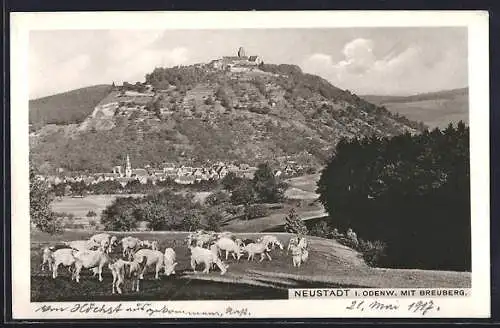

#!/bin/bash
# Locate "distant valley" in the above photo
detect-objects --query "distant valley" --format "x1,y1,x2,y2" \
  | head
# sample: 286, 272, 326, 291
361, 87, 468, 129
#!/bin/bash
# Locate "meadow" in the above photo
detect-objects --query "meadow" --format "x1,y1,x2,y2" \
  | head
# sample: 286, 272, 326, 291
31, 230, 471, 302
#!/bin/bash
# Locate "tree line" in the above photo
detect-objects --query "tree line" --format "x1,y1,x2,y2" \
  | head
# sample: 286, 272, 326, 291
316, 122, 470, 271
51, 178, 218, 197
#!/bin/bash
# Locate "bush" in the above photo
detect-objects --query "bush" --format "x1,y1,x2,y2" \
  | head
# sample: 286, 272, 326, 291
358, 239, 387, 267
86, 210, 97, 217
284, 208, 308, 235
309, 220, 331, 238
225, 205, 241, 215
204, 97, 215, 105
205, 211, 222, 232
252, 163, 285, 203
221, 172, 243, 191
205, 190, 231, 206
101, 196, 139, 231
182, 213, 202, 232
244, 204, 268, 220
230, 180, 256, 206
249, 107, 271, 115
215, 87, 232, 109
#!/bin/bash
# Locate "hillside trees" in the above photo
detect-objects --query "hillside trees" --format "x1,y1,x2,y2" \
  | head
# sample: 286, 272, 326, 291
31, 63, 426, 173
145, 66, 208, 90
317, 122, 470, 271
29, 85, 112, 125
215, 86, 232, 109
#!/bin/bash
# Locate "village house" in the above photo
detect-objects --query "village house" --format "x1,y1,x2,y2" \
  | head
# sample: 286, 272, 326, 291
175, 175, 196, 185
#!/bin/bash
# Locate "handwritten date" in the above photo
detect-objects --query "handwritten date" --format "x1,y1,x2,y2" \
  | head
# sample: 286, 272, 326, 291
346, 300, 440, 316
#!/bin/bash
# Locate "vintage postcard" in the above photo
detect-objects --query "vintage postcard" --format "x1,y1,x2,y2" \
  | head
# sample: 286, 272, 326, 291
10, 11, 490, 319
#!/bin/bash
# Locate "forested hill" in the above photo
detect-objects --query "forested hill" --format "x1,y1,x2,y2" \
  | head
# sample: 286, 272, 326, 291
29, 63, 425, 173
29, 85, 113, 126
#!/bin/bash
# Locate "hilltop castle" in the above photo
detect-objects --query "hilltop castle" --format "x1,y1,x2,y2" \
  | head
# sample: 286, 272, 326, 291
210, 47, 263, 72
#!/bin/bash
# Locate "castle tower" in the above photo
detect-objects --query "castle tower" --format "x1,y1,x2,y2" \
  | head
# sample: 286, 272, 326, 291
238, 47, 246, 58
125, 154, 132, 178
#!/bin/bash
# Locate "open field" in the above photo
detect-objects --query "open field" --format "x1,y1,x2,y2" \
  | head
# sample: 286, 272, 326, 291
51, 194, 143, 218
284, 174, 321, 194
31, 230, 471, 301
50, 192, 211, 219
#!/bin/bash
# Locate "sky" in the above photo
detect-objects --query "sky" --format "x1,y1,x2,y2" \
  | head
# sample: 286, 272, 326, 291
29, 27, 468, 99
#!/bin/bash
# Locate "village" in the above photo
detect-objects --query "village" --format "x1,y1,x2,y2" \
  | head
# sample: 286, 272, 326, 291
37, 154, 309, 190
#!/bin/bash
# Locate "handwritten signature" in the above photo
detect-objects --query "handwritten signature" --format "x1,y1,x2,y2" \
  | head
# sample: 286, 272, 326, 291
346, 300, 440, 316
35, 303, 251, 317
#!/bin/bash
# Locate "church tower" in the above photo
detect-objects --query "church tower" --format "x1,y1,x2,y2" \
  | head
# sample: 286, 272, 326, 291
238, 46, 246, 58
125, 154, 132, 178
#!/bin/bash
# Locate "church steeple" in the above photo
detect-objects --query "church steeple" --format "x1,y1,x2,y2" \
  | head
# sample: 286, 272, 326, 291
238, 47, 246, 58
125, 154, 132, 178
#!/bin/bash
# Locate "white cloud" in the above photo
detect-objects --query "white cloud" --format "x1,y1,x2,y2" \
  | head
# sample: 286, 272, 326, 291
336, 38, 376, 75
30, 54, 91, 98
106, 46, 189, 83
303, 38, 466, 95
103, 31, 189, 83
30, 30, 190, 98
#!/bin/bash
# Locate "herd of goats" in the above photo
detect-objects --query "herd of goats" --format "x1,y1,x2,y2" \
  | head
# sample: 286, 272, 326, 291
38, 231, 310, 294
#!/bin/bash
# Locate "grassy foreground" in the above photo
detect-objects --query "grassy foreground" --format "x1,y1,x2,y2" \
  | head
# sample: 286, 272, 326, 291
31, 230, 471, 302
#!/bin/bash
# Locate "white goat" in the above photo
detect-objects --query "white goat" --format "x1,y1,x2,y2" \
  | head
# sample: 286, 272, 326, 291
151, 240, 159, 251
108, 256, 148, 294
65, 239, 99, 252
243, 241, 272, 262
301, 249, 309, 263
72, 246, 109, 283
89, 233, 110, 245
287, 236, 299, 253
133, 249, 167, 280
190, 246, 227, 275
51, 248, 77, 279
298, 237, 308, 250
89, 234, 118, 253
217, 231, 233, 239
40, 247, 54, 271
163, 248, 178, 276
234, 238, 244, 248
290, 244, 307, 267
214, 237, 243, 261
121, 236, 142, 259
259, 235, 284, 250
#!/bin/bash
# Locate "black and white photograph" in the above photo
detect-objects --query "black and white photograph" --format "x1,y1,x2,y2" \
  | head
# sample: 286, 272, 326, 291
10, 11, 490, 319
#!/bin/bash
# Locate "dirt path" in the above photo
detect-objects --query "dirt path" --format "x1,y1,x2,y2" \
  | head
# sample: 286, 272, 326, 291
223, 208, 328, 232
